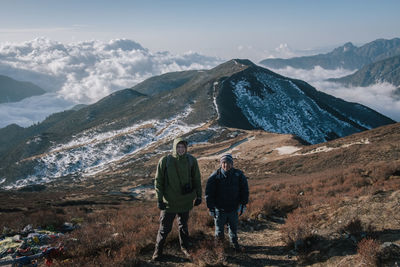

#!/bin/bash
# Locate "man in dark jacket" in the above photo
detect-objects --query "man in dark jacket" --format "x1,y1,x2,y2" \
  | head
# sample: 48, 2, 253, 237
205, 153, 249, 250
152, 137, 202, 261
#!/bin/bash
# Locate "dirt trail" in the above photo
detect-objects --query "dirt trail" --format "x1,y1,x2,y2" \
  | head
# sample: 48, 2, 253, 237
233, 220, 296, 266
140, 219, 297, 267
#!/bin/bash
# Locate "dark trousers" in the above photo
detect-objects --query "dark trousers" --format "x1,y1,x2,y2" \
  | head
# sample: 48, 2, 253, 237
155, 210, 190, 254
214, 209, 238, 243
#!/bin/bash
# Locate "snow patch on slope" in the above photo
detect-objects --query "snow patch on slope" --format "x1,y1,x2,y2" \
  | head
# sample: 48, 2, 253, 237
297, 138, 370, 155
3, 106, 202, 189
213, 81, 220, 119
232, 72, 358, 144
275, 146, 301, 155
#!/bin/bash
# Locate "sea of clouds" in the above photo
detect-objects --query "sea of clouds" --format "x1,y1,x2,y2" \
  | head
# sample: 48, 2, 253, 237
0, 37, 224, 128
0, 39, 398, 129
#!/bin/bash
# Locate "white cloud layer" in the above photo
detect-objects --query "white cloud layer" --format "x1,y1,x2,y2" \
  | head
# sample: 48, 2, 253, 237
266, 66, 400, 122
0, 37, 223, 127
0, 93, 75, 128
261, 43, 333, 60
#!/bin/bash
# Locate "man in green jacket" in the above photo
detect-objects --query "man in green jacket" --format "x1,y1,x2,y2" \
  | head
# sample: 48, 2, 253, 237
152, 137, 202, 261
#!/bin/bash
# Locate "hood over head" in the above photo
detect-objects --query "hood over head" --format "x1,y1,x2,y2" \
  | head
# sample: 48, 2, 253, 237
172, 137, 188, 157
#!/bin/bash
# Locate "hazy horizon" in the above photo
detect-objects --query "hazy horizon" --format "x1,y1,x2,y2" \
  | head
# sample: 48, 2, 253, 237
0, 0, 399, 127
1, 0, 399, 61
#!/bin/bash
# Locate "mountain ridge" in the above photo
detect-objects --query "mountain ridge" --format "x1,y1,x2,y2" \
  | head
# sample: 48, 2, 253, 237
0, 74, 46, 103
327, 55, 400, 96
0, 59, 395, 189
259, 38, 400, 70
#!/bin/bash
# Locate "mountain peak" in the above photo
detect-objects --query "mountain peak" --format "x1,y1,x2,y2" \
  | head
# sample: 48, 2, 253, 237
343, 42, 355, 51
217, 59, 255, 68
332, 42, 356, 54
232, 59, 255, 66
208, 59, 255, 77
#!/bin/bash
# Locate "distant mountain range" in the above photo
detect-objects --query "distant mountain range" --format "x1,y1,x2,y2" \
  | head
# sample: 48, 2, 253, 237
259, 38, 400, 70
327, 55, 400, 97
0, 59, 395, 189
0, 75, 46, 103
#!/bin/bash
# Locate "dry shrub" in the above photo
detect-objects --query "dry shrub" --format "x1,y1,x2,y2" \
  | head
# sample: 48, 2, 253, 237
28, 208, 67, 231
366, 160, 400, 180
52, 203, 158, 266
280, 206, 317, 247
259, 190, 300, 218
191, 238, 226, 267
1, 206, 87, 234
247, 194, 264, 219
357, 238, 381, 267
340, 218, 376, 238
271, 183, 286, 191
342, 218, 364, 235
1, 213, 31, 233
190, 208, 215, 231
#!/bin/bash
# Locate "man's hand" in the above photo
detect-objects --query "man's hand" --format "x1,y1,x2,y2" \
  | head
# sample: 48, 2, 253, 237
194, 197, 202, 206
238, 204, 246, 216
158, 201, 166, 210
209, 208, 216, 218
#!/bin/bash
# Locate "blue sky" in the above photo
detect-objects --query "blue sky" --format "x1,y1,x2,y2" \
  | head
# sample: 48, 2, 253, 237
0, 0, 399, 126
1, 0, 399, 60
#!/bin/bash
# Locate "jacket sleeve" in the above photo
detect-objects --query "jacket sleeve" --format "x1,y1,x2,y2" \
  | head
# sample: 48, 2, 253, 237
239, 172, 249, 205
205, 174, 217, 209
154, 156, 166, 202
191, 157, 202, 198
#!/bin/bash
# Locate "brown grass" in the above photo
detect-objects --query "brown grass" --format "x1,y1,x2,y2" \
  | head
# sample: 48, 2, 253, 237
280, 206, 319, 247
50, 203, 159, 266
357, 238, 381, 267
1, 133, 399, 266
191, 238, 226, 266
1, 206, 88, 234
273, 160, 400, 251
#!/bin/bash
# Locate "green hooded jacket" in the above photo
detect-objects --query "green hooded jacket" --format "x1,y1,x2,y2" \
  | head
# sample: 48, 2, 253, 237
154, 137, 202, 213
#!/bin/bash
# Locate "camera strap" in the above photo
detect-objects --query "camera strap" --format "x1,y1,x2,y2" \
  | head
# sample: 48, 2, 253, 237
173, 156, 191, 188
164, 154, 193, 189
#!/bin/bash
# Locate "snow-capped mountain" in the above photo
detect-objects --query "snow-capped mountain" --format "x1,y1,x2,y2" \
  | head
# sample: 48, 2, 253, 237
215, 61, 394, 143
0, 59, 395, 189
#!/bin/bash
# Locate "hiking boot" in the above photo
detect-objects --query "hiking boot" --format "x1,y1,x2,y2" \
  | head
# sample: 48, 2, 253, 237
232, 242, 244, 252
152, 247, 163, 261
181, 247, 191, 258
151, 251, 162, 261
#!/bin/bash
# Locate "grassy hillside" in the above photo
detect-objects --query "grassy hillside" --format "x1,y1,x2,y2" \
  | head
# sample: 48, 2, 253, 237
0, 123, 399, 266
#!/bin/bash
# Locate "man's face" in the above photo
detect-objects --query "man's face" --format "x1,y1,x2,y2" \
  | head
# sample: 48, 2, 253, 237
221, 161, 233, 172
176, 143, 187, 156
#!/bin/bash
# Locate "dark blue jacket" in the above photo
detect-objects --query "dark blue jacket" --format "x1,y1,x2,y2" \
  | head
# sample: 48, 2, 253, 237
205, 167, 249, 212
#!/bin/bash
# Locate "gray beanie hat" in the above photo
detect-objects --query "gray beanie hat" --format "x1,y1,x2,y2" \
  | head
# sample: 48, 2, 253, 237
220, 153, 233, 164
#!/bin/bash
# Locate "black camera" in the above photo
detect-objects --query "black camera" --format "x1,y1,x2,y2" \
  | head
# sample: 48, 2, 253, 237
181, 183, 193, 194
